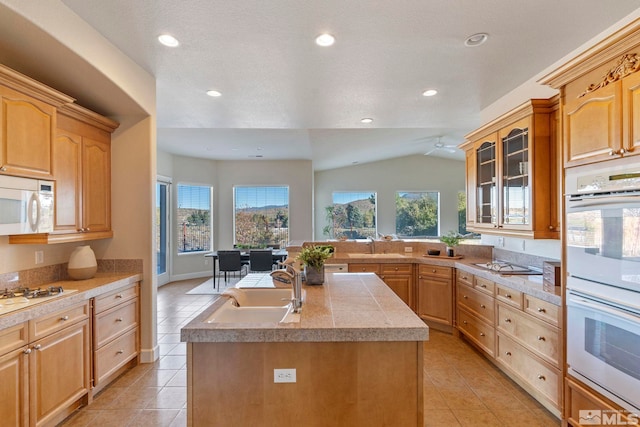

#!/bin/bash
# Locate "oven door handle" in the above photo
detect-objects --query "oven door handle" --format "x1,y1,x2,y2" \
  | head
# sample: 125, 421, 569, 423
567, 195, 640, 210
568, 295, 640, 322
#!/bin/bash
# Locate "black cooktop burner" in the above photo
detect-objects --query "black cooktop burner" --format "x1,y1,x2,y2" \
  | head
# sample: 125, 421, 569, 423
0, 286, 65, 299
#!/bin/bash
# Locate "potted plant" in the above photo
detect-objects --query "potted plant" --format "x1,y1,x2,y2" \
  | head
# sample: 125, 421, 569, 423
297, 245, 334, 285
440, 231, 462, 257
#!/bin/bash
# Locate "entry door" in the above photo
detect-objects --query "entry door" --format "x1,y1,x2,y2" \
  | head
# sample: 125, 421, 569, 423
156, 179, 171, 286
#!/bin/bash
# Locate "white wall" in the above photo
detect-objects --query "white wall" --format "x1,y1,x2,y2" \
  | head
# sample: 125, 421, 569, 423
314, 154, 465, 240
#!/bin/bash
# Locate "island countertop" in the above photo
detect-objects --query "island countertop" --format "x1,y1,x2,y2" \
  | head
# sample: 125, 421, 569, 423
181, 272, 429, 343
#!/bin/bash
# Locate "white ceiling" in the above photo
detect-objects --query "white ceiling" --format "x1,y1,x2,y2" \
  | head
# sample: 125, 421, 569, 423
1, 1, 640, 170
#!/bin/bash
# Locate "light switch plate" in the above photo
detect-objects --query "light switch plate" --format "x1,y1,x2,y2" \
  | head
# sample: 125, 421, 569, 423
274, 368, 296, 383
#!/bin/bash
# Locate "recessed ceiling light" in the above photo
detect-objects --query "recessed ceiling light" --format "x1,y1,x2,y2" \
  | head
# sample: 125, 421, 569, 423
158, 34, 180, 47
422, 89, 438, 97
360, 118, 373, 124
206, 90, 222, 97
464, 33, 489, 47
315, 33, 335, 47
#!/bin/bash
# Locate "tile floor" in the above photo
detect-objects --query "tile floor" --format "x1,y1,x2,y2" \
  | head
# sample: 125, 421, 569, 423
61, 278, 561, 427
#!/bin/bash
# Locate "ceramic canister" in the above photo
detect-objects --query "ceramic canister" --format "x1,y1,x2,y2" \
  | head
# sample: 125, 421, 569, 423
68, 245, 98, 280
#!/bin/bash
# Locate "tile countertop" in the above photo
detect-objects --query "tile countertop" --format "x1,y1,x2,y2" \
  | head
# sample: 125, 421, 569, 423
0, 273, 142, 329
327, 254, 562, 306
181, 272, 429, 344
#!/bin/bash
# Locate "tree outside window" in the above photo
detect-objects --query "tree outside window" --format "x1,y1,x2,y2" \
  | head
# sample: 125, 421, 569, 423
395, 191, 439, 237
326, 192, 377, 239
177, 184, 212, 253
234, 186, 289, 248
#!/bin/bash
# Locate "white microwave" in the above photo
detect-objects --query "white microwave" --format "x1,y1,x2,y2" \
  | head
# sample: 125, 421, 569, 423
0, 175, 54, 235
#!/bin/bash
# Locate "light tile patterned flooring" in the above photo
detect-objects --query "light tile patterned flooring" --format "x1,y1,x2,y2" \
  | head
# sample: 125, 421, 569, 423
61, 278, 561, 427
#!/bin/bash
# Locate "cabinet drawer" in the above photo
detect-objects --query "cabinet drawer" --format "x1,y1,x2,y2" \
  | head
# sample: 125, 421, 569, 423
94, 284, 138, 314
496, 333, 560, 407
565, 376, 635, 427
456, 269, 473, 286
497, 303, 560, 367
474, 277, 495, 296
94, 299, 138, 348
419, 264, 452, 279
29, 301, 90, 341
0, 322, 28, 355
94, 327, 138, 386
457, 307, 495, 357
457, 283, 495, 325
524, 295, 560, 327
496, 285, 523, 309
380, 263, 412, 275
348, 263, 380, 274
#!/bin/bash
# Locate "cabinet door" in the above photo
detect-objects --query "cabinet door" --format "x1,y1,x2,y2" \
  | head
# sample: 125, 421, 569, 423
474, 135, 498, 229
499, 117, 530, 230
417, 276, 452, 325
0, 86, 55, 179
381, 275, 412, 308
564, 78, 622, 166
622, 70, 640, 159
464, 148, 477, 228
29, 320, 90, 427
53, 129, 82, 233
82, 137, 111, 232
0, 347, 29, 427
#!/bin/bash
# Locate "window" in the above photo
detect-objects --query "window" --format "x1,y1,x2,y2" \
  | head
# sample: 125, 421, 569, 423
458, 191, 468, 235
177, 184, 212, 253
234, 186, 289, 248
326, 192, 377, 239
395, 191, 439, 237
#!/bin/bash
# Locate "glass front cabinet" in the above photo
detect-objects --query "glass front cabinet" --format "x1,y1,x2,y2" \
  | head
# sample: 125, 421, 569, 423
460, 98, 559, 239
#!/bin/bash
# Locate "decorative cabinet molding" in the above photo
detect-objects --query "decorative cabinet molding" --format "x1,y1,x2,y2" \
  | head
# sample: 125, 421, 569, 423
459, 98, 559, 239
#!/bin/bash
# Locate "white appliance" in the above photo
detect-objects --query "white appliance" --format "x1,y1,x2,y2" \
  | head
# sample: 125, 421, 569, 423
566, 164, 640, 414
0, 175, 54, 235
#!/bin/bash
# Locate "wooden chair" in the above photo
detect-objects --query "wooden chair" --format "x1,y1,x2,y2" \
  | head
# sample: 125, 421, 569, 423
217, 250, 248, 284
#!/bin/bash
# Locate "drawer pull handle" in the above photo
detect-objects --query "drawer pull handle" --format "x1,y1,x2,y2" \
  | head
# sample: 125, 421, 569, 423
418, 276, 422, 279
505, 294, 512, 298
60, 315, 69, 321
116, 317, 124, 322
432, 269, 436, 273
33, 344, 41, 350
463, 295, 468, 299
480, 304, 486, 309
537, 307, 546, 313
462, 276, 468, 280
537, 375, 546, 381
116, 294, 123, 299
505, 318, 512, 323
463, 320, 468, 325
116, 350, 124, 355
479, 284, 487, 288
0, 166, 6, 171
480, 332, 485, 337
23, 348, 32, 354
537, 336, 546, 341
505, 351, 511, 356
394, 268, 398, 271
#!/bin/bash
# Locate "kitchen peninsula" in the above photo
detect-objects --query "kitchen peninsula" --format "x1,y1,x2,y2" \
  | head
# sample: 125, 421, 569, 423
181, 272, 429, 427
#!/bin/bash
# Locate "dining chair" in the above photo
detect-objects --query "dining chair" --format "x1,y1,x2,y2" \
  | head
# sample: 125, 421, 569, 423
217, 250, 248, 284
249, 249, 274, 272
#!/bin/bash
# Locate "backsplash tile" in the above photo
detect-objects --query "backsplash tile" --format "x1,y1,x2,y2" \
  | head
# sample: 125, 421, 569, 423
493, 248, 559, 269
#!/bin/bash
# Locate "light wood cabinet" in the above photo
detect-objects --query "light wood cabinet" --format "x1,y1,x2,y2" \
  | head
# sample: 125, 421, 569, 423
348, 263, 414, 308
416, 264, 453, 329
0, 323, 29, 427
460, 98, 559, 239
456, 274, 496, 357
565, 376, 639, 427
0, 65, 72, 180
457, 306, 495, 357
92, 283, 139, 393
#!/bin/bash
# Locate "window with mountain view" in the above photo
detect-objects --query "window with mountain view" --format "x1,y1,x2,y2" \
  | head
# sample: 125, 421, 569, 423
325, 192, 377, 239
177, 184, 212, 253
395, 191, 440, 237
234, 186, 289, 248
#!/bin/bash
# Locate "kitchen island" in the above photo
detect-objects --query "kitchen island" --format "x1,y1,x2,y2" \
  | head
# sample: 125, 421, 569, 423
181, 272, 429, 427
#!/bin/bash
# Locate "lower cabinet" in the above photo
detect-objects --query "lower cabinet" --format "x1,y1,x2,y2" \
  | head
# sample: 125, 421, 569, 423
92, 283, 139, 393
348, 263, 414, 308
0, 323, 29, 427
456, 277, 496, 357
565, 376, 639, 427
416, 264, 453, 330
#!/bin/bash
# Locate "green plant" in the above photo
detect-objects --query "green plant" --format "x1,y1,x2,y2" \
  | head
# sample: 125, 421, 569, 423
297, 245, 335, 269
440, 231, 462, 247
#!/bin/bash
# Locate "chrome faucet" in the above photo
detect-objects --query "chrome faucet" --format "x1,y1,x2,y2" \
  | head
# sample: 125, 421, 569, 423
270, 266, 303, 313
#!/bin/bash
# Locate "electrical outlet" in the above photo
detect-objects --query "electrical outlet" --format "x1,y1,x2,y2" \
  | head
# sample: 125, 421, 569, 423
274, 368, 296, 383
404, 247, 413, 253
497, 237, 504, 247
35, 251, 44, 265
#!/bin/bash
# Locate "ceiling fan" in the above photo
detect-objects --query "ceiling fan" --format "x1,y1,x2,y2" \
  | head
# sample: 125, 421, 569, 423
423, 137, 458, 156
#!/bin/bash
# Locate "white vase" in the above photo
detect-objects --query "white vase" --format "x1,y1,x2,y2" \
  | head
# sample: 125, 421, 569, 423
68, 245, 97, 280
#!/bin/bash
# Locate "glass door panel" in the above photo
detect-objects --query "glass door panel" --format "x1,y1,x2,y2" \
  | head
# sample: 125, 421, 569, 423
476, 140, 496, 225
502, 128, 530, 225
156, 181, 170, 285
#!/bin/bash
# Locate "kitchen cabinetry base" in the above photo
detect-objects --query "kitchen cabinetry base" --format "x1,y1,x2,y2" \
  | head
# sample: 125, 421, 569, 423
90, 356, 138, 396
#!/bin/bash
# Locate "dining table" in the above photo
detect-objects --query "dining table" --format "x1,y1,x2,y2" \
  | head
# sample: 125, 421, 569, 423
204, 249, 289, 289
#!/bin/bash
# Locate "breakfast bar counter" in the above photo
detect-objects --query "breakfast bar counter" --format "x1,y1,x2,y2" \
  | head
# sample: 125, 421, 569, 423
182, 272, 428, 427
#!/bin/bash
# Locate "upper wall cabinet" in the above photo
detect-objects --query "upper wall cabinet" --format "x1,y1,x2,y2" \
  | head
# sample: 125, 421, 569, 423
541, 20, 640, 167
0, 65, 73, 179
460, 99, 559, 239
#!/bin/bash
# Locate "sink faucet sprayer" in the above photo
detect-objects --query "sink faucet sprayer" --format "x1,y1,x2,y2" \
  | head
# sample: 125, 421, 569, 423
270, 265, 303, 313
